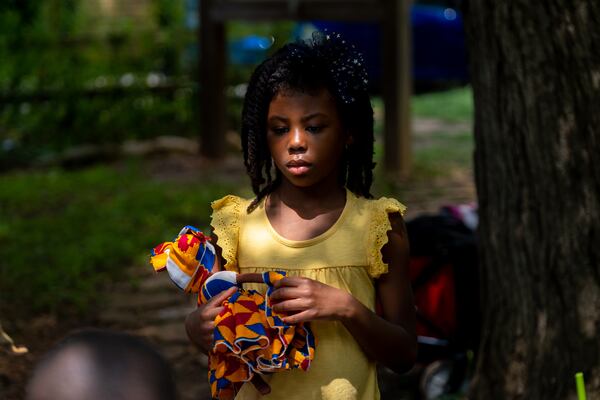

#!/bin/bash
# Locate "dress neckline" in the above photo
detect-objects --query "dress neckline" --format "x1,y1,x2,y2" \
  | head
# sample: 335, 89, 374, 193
262, 188, 353, 248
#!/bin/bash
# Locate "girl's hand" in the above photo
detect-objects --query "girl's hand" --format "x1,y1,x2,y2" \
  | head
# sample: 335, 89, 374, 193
185, 274, 272, 396
184, 273, 264, 352
269, 277, 355, 324
184, 286, 237, 354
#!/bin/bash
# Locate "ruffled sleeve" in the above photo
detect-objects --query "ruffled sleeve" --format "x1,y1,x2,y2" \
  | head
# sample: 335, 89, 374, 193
367, 197, 407, 278
210, 195, 243, 272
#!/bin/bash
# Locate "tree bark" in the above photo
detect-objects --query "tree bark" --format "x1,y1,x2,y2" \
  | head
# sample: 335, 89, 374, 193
464, 1, 600, 399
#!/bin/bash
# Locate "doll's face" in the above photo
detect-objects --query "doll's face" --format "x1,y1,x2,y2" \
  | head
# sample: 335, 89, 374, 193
266, 88, 350, 188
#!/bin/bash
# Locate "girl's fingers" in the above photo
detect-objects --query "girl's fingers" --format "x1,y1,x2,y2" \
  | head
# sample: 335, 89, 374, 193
269, 286, 304, 301
273, 276, 304, 288
206, 286, 237, 307
268, 287, 287, 301
202, 335, 213, 348
271, 298, 307, 313
203, 306, 222, 320
281, 310, 312, 325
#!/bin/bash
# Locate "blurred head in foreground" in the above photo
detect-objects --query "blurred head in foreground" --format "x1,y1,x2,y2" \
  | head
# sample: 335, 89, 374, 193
26, 328, 177, 400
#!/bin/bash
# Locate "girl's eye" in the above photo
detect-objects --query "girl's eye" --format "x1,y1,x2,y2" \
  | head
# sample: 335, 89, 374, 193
271, 127, 288, 135
306, 126, 323, 133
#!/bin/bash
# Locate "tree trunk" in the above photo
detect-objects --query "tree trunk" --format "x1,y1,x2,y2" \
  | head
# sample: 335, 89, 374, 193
464, 1, 600, 399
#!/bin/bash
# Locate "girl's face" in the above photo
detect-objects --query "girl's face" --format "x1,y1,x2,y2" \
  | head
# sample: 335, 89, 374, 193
266, 88, 350, 189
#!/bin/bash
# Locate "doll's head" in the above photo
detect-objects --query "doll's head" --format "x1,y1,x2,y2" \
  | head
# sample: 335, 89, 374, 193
151, 226, 216, 293
150, 226, 263, 304
242, 31, 375, 210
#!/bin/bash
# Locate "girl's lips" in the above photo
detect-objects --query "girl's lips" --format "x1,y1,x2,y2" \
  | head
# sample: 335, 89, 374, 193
287, 165, 310, 175
286, 160, 311, 175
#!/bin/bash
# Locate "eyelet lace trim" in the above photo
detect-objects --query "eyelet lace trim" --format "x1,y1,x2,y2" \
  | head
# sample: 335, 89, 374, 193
211, 195, 243, 272
368, 197, 407, 278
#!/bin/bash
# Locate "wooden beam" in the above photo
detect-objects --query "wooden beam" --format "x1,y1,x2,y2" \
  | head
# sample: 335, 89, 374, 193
199, 0, 227, 158
210, 1, 383, 21
382, 0, 412, 178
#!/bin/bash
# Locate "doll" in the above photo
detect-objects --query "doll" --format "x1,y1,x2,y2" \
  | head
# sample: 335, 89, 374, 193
150, 226, 315, 399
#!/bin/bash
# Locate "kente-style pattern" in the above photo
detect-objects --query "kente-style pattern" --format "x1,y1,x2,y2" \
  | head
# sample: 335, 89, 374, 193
150, 225, 216, 293
210, 271, 316, 399
150, 227, 316, 399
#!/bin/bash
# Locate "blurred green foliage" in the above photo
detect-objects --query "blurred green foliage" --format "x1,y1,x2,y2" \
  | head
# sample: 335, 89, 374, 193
0, 1, 293, 167
0, 0, 192, 167
0, 160, 239, 318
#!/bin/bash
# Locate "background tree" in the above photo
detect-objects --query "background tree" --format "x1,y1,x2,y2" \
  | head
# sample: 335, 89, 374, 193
464, 1, 600, 398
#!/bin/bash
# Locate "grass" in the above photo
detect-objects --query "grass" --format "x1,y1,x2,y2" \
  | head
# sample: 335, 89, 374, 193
412, 86, 473, 122
412, 131, 474, 179
0, 160, 238, 319
372, 86, 474, 183
371, 86, 473, 124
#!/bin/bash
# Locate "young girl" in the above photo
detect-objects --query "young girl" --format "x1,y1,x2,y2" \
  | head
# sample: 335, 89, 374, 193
185, 32, 416, 399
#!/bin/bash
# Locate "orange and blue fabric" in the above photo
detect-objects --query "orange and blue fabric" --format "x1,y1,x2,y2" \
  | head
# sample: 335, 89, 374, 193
150, 226, 316, 399
150, 225, 217, 293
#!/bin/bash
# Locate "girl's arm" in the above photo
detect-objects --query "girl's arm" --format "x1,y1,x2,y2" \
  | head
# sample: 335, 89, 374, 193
269, 213, 417, 373
342, 212, 417, 372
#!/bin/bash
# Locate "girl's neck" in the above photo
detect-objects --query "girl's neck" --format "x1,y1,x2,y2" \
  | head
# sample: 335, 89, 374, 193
265, 178, 347, 241
271, 179, 346, 214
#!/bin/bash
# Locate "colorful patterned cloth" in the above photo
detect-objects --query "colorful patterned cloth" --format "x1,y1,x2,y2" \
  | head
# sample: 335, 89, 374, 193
150, 225, 217, 293
150, 226, 316, 399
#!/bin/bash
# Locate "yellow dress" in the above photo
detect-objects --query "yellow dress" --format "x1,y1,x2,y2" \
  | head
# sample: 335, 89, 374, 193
211, 188, 406, 400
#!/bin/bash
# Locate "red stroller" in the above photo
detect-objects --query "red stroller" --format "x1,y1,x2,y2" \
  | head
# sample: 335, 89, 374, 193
406, 205, 480, 399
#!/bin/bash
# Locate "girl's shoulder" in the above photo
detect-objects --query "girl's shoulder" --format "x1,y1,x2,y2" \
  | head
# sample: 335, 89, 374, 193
352, 193, 407, 278
210, 194, 253, 272
352, 193, 407, 218
210, 194, 260, 220
210, 194, 253, 235
211, 194, 251, 212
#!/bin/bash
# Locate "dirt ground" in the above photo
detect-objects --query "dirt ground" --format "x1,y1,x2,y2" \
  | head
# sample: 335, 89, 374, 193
0, 119, 476, 400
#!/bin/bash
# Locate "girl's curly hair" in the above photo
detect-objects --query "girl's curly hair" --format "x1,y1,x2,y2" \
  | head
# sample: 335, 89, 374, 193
241, 32, 375, 212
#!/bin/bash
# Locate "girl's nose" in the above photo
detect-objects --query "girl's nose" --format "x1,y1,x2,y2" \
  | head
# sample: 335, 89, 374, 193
288, 127, 307, 153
